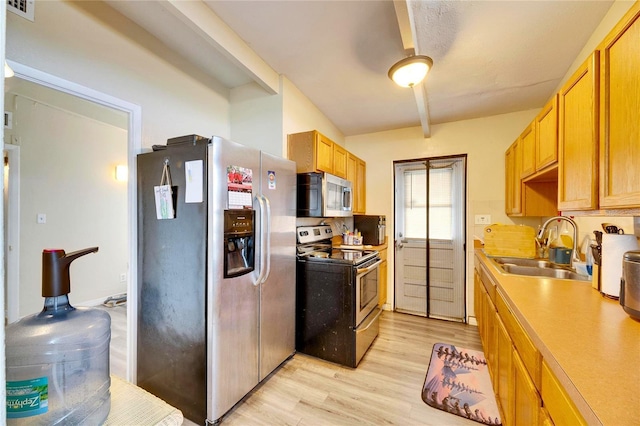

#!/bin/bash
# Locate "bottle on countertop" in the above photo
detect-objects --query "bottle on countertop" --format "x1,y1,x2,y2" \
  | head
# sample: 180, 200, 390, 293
6, 247, 111, 425
559, 221, 574, 249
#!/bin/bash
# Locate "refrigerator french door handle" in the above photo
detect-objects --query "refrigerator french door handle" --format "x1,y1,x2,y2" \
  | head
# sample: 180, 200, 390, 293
254, 195, 267, 286
260, 195, 272, 285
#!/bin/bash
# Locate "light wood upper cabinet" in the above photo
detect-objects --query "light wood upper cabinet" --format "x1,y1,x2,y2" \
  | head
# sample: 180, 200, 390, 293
599, 2, 640, 208
505, 141, 522, 216
316, 133, 334, 173
288, 130, 350, 179
521, 95, 558, 181
332, 143, 348, 179
289, 130, 366, 212
535, 94, 558, 170
558, 52, 599, 211
520, 123, 536, 179
346, 152, 366, 214
505, 145, 514, 214
288, 130, 334, 174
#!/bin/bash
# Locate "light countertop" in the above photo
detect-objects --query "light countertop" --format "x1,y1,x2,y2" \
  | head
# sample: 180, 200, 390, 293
475, 249, 640, 425
105, 376, 183, 425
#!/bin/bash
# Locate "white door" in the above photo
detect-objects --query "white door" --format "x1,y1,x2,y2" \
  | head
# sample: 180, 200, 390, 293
394, 157, 466, 321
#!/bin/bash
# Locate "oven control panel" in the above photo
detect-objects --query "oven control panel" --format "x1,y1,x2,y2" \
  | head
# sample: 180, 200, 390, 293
296, 225, 333, 244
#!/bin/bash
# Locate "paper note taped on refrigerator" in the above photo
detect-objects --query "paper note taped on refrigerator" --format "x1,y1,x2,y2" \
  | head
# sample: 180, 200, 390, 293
483, 224, 536, 258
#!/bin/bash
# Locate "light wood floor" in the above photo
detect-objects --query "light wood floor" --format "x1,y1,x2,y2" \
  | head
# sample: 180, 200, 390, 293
97, 304, 127, 379
106, 307, 484, 425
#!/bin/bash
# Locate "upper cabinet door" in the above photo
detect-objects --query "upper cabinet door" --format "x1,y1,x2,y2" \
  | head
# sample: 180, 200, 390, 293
519, 123, 536, 179
505, 146, 514, 215
558, 52, 599, 211
535, 95, 558, 171
332, 143, 348, 179
316, 133, 334, 174
505, 140, 522, 216
599, 3, 640, 208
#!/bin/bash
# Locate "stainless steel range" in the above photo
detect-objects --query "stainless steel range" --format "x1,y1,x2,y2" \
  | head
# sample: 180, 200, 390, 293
295, 225, 382, 367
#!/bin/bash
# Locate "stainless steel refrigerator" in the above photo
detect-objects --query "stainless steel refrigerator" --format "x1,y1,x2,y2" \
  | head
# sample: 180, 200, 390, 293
136, 135, 296, 424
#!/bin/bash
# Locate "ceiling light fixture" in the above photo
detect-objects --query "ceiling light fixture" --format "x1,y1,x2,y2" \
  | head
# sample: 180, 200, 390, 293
5, 62, 15, 78
388, 55, 433, 88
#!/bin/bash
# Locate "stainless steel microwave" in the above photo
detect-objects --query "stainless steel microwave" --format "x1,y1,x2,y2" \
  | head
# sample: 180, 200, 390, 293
296, 172, 353, 217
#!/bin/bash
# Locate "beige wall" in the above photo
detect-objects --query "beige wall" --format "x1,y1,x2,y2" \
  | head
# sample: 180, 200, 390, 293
7, 93, 128, 316
230, 81, 284, 157
345, 109, 541, 316
6, 0, 232, 149
282, 78, 345, 147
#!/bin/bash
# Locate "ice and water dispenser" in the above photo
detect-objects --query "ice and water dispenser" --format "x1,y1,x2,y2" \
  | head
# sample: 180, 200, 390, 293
223, 210, 255, 278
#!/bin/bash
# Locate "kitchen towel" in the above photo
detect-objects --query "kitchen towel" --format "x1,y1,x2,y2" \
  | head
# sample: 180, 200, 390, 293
422, 343, 501, 425
601, 234, 640, 298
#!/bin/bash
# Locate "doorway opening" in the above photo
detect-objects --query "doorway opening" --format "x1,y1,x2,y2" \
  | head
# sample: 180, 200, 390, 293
393, 155, 467, 321
6, 60, 142, 381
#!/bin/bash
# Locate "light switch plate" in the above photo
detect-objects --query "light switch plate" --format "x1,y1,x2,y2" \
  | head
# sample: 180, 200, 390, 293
475, 214, 491, 225
37, 213, 46, 224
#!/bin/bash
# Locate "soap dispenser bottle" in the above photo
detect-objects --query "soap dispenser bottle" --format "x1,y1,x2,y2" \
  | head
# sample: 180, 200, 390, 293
6, 247, 112, 425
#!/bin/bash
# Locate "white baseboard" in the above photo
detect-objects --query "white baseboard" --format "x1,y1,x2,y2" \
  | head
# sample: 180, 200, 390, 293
76, 292, 127, 307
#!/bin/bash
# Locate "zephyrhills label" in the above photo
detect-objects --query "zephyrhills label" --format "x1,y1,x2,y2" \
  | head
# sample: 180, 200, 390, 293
6, 377, 48, 418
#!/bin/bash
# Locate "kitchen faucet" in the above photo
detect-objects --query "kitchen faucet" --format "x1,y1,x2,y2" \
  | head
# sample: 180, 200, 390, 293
537, 216, 581, 268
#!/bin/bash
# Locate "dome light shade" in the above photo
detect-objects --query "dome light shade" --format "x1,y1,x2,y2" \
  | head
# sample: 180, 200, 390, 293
388, 55, 433, 87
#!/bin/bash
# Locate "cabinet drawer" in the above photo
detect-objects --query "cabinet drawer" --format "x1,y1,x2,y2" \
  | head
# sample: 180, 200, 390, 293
496, 288, 541, 390
541, 360, 587, 425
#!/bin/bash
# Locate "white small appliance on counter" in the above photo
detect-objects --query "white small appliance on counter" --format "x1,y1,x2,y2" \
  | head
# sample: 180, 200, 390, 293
600, 234, 640, 298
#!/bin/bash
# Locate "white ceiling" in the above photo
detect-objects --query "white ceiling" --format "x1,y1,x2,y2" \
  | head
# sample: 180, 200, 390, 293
106, 0, 614, 137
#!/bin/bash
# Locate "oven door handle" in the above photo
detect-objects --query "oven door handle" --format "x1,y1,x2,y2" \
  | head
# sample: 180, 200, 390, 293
356, 259, 382, 275
356, 308, 382, 333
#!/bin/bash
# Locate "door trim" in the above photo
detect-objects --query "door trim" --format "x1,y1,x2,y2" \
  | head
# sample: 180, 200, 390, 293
7, 60, 142, 382
4, 144, 19, 324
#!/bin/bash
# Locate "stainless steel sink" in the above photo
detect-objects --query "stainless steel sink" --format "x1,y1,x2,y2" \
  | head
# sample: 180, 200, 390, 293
489, 257, 591, 282
491, 257, 555, 268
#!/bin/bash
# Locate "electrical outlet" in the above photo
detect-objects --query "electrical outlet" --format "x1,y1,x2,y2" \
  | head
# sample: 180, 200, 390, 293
475, 214, 491, 225
119, 273, 127, 283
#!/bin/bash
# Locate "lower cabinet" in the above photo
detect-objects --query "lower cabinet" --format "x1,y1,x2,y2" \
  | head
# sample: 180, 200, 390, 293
475, 262, 587, 426
512, 349, 541, 425
496, 314, 513, 425
541, 360, 587, 426
378, 248, 388, 306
